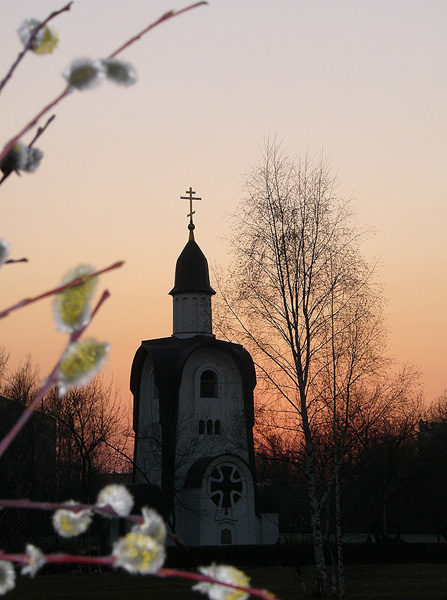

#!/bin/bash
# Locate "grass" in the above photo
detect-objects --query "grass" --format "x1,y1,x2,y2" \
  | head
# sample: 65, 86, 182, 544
6, 564, 447, 600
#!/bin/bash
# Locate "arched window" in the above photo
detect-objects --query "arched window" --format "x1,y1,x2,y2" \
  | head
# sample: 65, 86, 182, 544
207, 419, 213, 435
200, 370, 218, 398
215, 420, 221, 435
199, 420, 205, 434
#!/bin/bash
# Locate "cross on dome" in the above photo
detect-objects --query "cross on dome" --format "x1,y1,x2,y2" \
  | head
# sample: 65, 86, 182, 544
180, 186, 201, 240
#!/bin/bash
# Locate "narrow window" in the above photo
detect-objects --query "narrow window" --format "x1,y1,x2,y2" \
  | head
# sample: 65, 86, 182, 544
215, 420, 221, 435
221, 529, 232, 545
200, 370, 218, 398
199, 420, 205, 434
207, 419, 213, 435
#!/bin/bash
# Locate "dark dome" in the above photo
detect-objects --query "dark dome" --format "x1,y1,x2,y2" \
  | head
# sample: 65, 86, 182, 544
169, 239, 216, 295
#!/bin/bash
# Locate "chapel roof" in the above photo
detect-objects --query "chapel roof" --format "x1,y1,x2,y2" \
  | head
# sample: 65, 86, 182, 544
169, 237, 216, 296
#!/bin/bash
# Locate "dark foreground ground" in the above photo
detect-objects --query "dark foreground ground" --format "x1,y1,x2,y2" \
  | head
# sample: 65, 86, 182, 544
6, 564, 447, 600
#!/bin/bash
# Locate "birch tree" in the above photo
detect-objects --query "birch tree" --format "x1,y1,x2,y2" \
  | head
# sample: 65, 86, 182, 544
221, 140, 386, 596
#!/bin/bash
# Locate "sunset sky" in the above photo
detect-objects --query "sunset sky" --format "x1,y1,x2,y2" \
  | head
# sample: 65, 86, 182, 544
1, 0, 446, 409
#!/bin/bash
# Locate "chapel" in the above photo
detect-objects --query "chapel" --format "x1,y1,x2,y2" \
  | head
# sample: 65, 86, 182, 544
130, 188, 278, 546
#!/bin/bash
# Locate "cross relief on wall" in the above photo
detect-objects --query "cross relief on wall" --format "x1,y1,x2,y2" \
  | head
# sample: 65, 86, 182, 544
209, 464, 243, 513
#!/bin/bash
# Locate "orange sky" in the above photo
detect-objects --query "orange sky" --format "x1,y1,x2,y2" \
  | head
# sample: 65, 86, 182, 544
1, 0, 447, 408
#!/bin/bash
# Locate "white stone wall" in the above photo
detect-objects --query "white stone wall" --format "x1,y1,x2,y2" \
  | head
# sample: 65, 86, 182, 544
176, 455, 261, 546
173, 294, 213, 337
134, 343, 278, 546
175, 347, 250, 486
134, 356, 162, 486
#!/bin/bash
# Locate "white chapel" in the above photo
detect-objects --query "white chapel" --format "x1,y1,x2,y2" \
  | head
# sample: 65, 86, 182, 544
130, 188, 278, 546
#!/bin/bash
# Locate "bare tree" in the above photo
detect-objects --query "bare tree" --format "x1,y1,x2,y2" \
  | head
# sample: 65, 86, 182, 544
219, 140, 387, 596
417, 391, 447, 540
41, 376, 132, 503
0, 347, 9, 381
0, 358, 56, 548
0, 355, 39, 407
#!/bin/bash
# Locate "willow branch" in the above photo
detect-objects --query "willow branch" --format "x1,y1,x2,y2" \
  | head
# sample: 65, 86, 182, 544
0, 2, 73, 94
157, 568, 277, 600
0, 261, 123, 319
0, 115, 56, 187
0, 2, 207, 164
0, 363, 59, 459
0, 87, 71, 163
0, 288, 112, 459
0, 554, 278, 600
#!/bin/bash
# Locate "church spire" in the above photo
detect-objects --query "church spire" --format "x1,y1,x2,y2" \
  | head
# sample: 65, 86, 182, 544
180, 186, 201, 241
170, 187, 215, 338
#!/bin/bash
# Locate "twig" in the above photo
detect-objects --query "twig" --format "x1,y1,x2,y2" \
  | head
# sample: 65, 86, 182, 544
0, 552, 115, 568
0, 499, 143, 524
109, 2, 208, 58
29, 115, 57, 148
4, 258, 28, 264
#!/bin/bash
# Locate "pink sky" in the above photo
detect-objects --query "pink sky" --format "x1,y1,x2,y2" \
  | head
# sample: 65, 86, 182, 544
1, 0, 446, 408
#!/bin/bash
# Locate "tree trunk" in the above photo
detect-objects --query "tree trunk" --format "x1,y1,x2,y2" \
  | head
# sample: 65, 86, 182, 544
306, 449, 327, 596
334, 464, 346, 599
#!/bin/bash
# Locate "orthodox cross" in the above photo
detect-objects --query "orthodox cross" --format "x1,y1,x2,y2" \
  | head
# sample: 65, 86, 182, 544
180, 187, 201, 239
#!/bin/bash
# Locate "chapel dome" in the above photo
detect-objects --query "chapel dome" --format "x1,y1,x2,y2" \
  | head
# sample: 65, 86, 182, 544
169, 239, 216, 296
